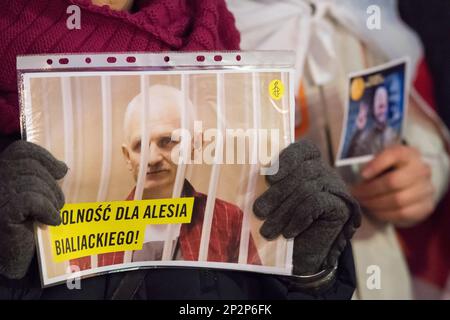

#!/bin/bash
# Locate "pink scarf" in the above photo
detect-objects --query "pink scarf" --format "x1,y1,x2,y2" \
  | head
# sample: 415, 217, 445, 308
0, 0, 240, 149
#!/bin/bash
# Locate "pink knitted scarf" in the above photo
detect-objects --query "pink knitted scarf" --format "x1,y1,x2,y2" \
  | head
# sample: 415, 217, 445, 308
0, 0, 240, 149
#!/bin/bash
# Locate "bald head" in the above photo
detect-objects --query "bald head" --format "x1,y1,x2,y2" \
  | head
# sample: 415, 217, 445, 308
373, 86, 389, 124
121, 84, 194, 199
123, 84, 193, 143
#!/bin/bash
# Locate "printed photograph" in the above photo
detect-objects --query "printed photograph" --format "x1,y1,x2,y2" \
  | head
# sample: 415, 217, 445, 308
336, 59, 408, 166
20, 69, 294, 286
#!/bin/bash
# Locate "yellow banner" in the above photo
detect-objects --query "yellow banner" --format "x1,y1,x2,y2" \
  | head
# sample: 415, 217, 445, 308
49, 197, 194, 262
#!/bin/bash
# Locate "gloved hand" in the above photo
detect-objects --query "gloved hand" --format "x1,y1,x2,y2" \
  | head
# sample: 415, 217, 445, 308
253, 139, 361, 276
0, 140, 67, 279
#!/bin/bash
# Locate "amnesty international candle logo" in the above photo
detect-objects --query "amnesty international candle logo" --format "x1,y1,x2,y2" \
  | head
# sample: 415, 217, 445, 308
350, 77, 365, 101
50, 198, 194, 262
269, 79, 284, 100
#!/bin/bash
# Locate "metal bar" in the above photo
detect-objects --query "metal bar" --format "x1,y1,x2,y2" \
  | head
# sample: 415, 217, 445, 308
72, 78, 84, 203
96, 76, 113, 201
91, 76, 114, 268
123, 75, 152, 264
198, 73, 224, 262
162, 75, 189, 260
134, 75, 151, 201
60, 77, 77, 269
238, 72, 261, 264
60, 77, 75, 196
275, 71, 293, 267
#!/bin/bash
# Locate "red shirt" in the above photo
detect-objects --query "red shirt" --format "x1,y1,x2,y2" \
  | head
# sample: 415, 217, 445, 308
71, 181, 261, 270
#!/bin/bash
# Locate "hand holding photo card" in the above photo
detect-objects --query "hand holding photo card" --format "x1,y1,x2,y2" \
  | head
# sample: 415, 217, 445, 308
336, 58, 409, 167
17, 52, 296, 287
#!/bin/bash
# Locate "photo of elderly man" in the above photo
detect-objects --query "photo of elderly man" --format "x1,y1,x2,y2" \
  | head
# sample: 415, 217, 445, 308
71, 84, 261, 270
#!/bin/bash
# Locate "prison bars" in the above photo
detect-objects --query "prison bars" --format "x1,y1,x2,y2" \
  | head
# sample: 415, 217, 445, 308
41, 79, 52, 151
96, 76, 113, 202
58, 72, 291, 269
275, 71, 292, 267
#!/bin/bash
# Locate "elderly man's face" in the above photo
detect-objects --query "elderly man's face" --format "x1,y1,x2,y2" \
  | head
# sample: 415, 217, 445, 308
122, 101, 180, 197
356, 102, 368, 130
374, 87, 389, 124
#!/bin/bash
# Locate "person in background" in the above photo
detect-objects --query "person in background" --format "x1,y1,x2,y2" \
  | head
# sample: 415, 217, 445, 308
227, 0, 450, 299
397, 0, 450, 299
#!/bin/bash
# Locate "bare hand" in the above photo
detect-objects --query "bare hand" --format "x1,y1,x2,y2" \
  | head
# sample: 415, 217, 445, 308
351, 145, 435, 226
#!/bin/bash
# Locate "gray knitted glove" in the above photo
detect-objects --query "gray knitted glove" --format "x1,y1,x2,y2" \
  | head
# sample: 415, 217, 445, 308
0, 140, 67, 279
253, 139, 361, 275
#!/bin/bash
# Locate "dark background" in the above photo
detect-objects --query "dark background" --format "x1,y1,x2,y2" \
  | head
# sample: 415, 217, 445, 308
398, 0, 450, 128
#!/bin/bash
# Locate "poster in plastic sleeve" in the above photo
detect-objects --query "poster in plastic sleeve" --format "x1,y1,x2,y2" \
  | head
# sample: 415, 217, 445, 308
18, 52, 296, 287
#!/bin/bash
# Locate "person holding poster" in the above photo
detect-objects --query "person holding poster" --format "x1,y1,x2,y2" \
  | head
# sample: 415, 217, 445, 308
0, 0, 360, 300
227, 0, 450, 299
